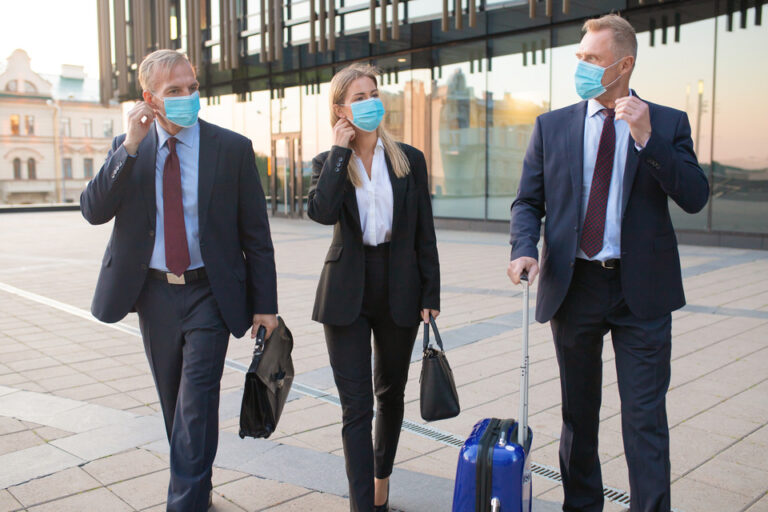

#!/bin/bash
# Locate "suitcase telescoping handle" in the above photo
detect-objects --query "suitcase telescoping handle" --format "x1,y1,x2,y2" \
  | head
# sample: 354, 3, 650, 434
517, 272, 530, 448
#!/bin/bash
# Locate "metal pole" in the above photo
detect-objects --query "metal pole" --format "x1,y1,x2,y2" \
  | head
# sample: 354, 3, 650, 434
309, 0, 316, 53
517, 274, 529, 448
329, 0, 336, 50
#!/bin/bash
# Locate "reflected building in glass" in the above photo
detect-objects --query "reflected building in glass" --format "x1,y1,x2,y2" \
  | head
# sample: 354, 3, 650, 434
96, 0, 768, 248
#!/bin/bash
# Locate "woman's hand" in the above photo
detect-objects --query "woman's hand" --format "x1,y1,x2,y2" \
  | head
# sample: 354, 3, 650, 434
333, 118, 356, 148
421, 309, 440, 324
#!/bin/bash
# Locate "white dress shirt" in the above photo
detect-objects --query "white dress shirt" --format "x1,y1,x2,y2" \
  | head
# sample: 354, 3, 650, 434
353, 138, 394, 246
577, 98, 632, 261
149, 121, 204, 271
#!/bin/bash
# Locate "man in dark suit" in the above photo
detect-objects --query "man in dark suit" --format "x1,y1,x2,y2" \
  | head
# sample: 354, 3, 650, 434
507, 15, 709, 512
81, 49, 278, 512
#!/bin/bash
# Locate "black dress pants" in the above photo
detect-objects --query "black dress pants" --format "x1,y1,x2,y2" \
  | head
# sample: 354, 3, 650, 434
134, 276, 230, 512
324, 243, 420, 512
550, 260, 672, 512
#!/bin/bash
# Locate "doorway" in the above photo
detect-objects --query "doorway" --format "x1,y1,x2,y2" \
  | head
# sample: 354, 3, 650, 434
270, 133, 305, 217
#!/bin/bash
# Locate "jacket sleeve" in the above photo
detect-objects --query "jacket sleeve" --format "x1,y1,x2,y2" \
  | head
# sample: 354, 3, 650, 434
238, 139, 278, 315
639, 111, 710, 214
509, 116, 546, 261
80, 135, 135, 225
307, 146, 353, 225
413, 149, 440, 311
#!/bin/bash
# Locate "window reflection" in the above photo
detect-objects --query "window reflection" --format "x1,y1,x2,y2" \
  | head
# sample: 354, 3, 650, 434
711, 6, 768, 234
431, 43, 487, 219
487, 31, 550, 220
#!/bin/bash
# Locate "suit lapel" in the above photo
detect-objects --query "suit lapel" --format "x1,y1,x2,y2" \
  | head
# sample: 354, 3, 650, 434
139, 127, 158, 227
343, 180, 362, 235
197, 119, 219, 235
568, 101, 588, 220
621, 90, 643, 217
387, 151, 407, 236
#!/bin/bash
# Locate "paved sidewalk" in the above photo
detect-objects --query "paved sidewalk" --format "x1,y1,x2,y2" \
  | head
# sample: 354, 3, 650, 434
0, 211, 766, 511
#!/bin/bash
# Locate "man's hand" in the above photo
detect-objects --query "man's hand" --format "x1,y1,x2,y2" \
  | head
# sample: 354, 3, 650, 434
251, 314, 278, 340
123, 102, 157, 155
615, 96, 652, 148
507, 257, 539, 285
421, 309, 440, 324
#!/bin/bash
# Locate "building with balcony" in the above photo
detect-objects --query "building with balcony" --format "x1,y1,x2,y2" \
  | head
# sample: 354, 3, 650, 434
0, 49, 123, 204
95, 0, 768, 248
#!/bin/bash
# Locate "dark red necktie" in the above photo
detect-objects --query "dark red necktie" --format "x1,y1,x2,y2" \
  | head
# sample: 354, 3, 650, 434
580, 108, 616, 258
163, 137, 190, 276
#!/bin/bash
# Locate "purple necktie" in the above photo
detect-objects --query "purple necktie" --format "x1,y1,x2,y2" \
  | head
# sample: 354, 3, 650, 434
580, 108, 616, 258
163, 137, 190, 276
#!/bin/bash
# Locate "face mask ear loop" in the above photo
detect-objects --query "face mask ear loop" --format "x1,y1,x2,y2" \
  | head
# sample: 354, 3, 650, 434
602, 57, 627, 91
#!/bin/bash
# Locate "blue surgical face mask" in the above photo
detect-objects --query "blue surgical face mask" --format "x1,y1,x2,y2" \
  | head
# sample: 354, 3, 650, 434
343, 97, 386, 132
574, 59, 624, 101
159, 90, 201, 127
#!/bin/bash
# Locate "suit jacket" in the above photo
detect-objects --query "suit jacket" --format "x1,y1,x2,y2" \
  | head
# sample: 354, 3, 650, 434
510, 96, 709, 323
308, 143, 440, 327
80, 119, 277, 338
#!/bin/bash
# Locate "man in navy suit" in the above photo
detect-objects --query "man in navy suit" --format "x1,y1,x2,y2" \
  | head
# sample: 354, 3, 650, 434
81, 50, 278, 511
507, 14, 709, 512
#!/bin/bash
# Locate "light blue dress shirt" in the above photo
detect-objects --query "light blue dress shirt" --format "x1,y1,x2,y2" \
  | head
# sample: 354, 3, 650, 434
577, 99, 632, 261
149, 121, 204, 271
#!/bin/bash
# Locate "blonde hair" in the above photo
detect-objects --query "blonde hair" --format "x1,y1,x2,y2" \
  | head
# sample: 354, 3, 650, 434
329, 63, 410, 188
583, 14, 638, 59
138, 49, 193, 92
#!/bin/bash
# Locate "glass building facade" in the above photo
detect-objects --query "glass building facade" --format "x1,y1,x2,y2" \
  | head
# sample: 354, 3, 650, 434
97, 0, 768, 248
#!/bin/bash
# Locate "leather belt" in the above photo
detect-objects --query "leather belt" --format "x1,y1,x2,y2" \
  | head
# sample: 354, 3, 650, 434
149, 267, 207, 285
577, 258, 620, 270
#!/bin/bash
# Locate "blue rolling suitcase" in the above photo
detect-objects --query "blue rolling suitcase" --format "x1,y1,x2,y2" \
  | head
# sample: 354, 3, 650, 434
452, 274, 533, 512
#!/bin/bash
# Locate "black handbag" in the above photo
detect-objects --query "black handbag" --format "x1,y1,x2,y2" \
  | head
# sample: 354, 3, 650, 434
420, 315, 461, 422
239, 316, 294, 439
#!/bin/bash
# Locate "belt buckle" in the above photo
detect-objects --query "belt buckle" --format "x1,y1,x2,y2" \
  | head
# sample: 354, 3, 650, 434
166, 273, 186, 285
601, 259, 616, 270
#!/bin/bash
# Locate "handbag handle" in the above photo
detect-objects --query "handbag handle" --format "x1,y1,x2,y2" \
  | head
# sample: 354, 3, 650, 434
422, 314, 445, 352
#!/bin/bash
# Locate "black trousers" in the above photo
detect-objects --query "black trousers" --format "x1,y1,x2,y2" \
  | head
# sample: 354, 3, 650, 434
324, 243, 420, 512
550, 260, 672, 512
134, 276, 230, 512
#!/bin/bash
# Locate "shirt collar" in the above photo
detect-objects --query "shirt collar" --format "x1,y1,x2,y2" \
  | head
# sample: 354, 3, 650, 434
587, 89, 636, 118
155, 120, 198, 149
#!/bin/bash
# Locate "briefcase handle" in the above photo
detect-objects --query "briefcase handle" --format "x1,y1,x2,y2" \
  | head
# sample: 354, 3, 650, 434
422, 314, 445, 352
253, 325, 267, 358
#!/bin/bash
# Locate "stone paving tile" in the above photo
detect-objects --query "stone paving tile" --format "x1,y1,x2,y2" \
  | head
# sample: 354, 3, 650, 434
82, 448, 168, 485
26, 487, 133, 512
671, 476, 753, 512
0, 491, 21, 512
109, 470, 169, 510
0, 430, 44, 456
214, 475, 311, 510
744, 494, 768, 512
262, 491, 349, 511
7, 466, 101, 508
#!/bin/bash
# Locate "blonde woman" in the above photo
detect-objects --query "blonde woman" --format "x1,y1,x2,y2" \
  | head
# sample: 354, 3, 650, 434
307, 64, 440, 512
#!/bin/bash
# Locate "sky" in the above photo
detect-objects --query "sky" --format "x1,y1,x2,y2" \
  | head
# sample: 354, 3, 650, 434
0, 0, 100, 78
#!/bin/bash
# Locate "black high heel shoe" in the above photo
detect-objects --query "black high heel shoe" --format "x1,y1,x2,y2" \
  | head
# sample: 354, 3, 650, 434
374, 482, 389, 512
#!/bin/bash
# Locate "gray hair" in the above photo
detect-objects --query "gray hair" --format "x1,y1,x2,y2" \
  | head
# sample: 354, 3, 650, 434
138, 50, 193, 92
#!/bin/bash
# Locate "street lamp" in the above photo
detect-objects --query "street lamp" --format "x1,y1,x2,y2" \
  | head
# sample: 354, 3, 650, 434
46, 99, 63, 203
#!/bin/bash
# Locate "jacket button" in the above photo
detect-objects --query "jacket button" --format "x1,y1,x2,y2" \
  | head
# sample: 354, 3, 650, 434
337, 157, 343, 163
573, 225, 578, 231
140, 264, 148, 270
149, 230, 155, 237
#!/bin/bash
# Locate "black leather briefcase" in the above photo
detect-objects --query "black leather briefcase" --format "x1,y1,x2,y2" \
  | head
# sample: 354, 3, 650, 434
239, 316, 294, 439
